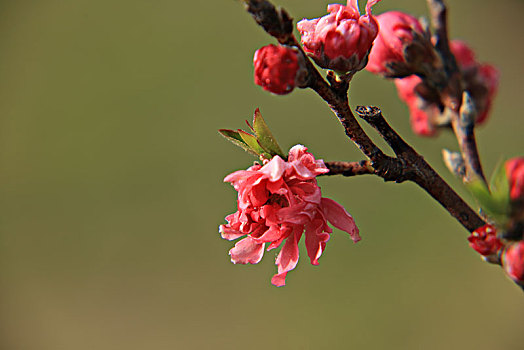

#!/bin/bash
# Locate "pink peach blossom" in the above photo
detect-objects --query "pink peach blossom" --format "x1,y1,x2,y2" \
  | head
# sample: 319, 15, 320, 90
220, 145, 360, 286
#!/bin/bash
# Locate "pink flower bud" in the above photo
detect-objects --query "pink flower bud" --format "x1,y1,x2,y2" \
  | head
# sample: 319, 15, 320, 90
502, 241, 524, 284
254, 44, 305, 95
297, 0, 381, 73
367, 11, 434, 76
467, 224, 503, 256
506, 157, 524, 201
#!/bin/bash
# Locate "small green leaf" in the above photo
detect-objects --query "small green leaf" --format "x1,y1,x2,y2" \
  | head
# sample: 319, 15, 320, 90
489, 160, 510, 215
466, 179, 508, 224
238, 129, 267, 156
252, 108, 285, 158
218, 129, 259, 157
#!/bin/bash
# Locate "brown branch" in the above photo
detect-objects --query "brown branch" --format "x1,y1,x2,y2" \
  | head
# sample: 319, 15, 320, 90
323, 161, 374, 177
355, 106, 486, 232
451, 93, 486, 182
427, 0, 486, 184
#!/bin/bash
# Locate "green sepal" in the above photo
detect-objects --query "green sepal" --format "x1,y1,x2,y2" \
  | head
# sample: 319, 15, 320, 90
252, 108, 285, 158
218, 129, 259, 157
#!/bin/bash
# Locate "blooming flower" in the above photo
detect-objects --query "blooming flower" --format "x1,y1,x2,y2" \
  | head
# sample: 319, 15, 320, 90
297, 0, 381, 73
254, 44, 305, 95
505, 157, 524, 201
502, 241, 524, 284
366, 11, 434, 77
467, 224, 503, 256
219, 145, 360, 286
393, 40, 499, 136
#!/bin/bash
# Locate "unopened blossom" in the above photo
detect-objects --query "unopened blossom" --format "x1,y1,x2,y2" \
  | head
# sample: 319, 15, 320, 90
506, 157, 524, 201
297, 0, 382, 73
219, 145, 360, 286
254, 44, 306, 95
502, 241, 524, 284
367, 11, 434, 77
467, 224, 503, 256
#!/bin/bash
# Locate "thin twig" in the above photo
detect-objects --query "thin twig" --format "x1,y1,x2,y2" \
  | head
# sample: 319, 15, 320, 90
323, 161, 374, 177
427, 0, 486, 184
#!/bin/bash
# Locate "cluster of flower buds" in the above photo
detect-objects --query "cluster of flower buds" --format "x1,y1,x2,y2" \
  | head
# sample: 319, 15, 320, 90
390, 40, 499, 136
467, 158, 524, 285
220, 145, 360, 286
253, 0, 383, 95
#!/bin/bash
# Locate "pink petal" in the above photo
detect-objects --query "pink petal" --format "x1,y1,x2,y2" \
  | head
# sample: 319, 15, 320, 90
260, 156, 288, 182
271, 229, 302, 287
305, 219, 330, 265
229, 236, 265, 264
321, 197, 360, 242
287, 144, 308, 162
219, 225, 245, 241
252, 225, 284, 243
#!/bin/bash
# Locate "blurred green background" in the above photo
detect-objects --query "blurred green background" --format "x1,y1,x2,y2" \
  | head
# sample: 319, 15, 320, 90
0, 0, 523, 349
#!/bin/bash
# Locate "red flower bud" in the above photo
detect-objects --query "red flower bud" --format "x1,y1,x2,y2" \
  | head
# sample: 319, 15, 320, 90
254, 45, 305, 95
297, 0, 381, 73
467, 224, 503, 256
506, 157, 524, 201
367, 11, 434, 77
502, 241, 524, 284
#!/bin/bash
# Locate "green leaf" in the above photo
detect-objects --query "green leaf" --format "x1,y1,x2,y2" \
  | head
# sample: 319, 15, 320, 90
218, 129, 259, 157
252, 108, 285, 158
238, 129, 267, 156
466, 179, 508, 224
489, 160, 510, 215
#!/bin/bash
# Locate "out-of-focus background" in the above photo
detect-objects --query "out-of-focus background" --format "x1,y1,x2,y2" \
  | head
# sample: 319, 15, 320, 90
0, 0, 523, 349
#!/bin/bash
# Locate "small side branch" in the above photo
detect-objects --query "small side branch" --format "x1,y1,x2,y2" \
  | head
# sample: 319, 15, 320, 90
427, 0, 486, 184
324, 161, 374, 177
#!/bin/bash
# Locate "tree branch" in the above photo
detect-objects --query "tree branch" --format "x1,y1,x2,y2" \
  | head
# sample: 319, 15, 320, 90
355, 106, 486, 232
324, 161, 374, 177
427, 0, 486, 184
